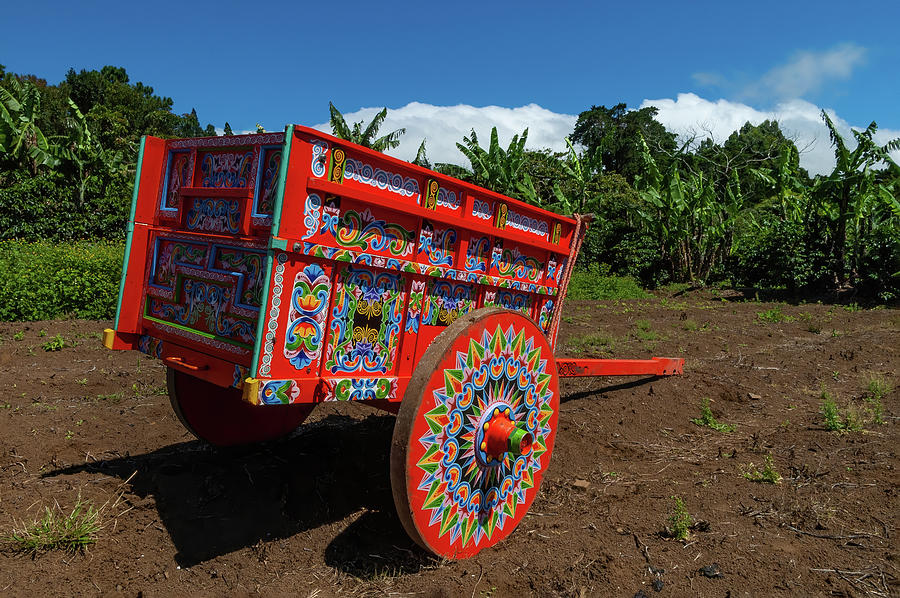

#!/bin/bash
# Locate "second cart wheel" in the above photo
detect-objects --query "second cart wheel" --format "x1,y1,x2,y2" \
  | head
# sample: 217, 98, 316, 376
391, 308, 560, 559
167, 368, 314, 447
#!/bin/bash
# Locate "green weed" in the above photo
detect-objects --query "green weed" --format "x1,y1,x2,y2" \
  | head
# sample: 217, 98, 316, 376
567, 333, 616, 356
821, 391, 862, 432
864, 376, 891, 424
682, 319, 699, 332
667, 495, 692, 540
13, 331, 24, 341
743, 455, 782, 484
756, 305, 795, 324
4, 497, 101, 554
42, 334, 66, 352
690, 398, 734, 432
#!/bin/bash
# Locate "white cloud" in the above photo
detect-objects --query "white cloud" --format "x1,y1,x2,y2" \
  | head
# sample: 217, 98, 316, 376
694, 43, 867, 102
641, 93, 900, 175
302, 96, 896, 178
311, 102, 576, 167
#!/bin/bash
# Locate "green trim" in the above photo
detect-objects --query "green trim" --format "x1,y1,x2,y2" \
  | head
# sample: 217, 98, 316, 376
250, 250, 275, 376
114, 136, 146, 330
270, 125, 294, 239
271, 237, 288, 250
142, 314, 252, 350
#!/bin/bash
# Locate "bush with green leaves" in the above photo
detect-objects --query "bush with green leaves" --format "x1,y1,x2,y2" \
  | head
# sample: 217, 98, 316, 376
568, 264, 647, 301
0, 240, 123, 321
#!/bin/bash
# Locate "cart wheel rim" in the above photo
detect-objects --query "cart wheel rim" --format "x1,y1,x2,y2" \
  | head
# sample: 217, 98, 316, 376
167, 368, 314, 447
391, 308, 559, 559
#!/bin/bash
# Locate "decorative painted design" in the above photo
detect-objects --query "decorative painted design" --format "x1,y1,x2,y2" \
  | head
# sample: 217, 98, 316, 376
320, 196, 340, 237
422, 281, 474, 327
437, 187, 460, 210
255, 147, 281, 217
200, 150, 254, 188
337, 208, 414, 257
137, 335, 163, 358
232, 364, 249, 389
424, 179, 439, 210
321, 377, 398, 401
324, 266, 405, 375
303, 193, 323, 240
169, 132, 283, 150
163, 151, 194, 210
538, 299, 554, 333
464, 236, 490, 274
546, 255, 559, 284
505, 208, 550, 239
411, 322, 556, 551
329, 147, 346, 183
472, 198, 492, 220
343, 157, 420, 201
293, 241, 561, 297
551, 222, 561, 245
405, 279, 426, 334
494, 203, 508, 229
418, 221, 457, 267
212, 247, 265, 309
152, 240, 208, 287
186, 198, 241, 234
259, 379, 301, 405
496, 246, 543, 282
495, 290, 532, 316
283, 264, 331, 370
258, 253, 288, 377
147, 277, 255, 347
310, 140, 328, 177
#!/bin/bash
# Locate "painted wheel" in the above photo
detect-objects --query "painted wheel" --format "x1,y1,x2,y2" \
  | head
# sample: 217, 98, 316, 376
391, 308, 560, 558
166, 368, 314, 447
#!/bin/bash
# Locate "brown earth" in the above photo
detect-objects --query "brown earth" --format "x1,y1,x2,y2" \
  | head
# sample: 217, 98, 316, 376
0, 292, 897, 597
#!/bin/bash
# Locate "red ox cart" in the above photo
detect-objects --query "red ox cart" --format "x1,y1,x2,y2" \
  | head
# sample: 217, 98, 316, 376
104, 126, 683, 559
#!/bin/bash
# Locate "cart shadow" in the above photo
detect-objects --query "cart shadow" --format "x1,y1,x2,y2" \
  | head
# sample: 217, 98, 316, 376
45, 413, 428, 571
560, 375, 659, 403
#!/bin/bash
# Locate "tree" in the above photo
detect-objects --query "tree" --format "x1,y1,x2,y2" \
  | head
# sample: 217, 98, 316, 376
0, 78, 59, 173
815, 111, 900, 287
571, 103, 677, 183
455, 126, 529, 198
328, 102, 405, 151
223, 122, 233, 136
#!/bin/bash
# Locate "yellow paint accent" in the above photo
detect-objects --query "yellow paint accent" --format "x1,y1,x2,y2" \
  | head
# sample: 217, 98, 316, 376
102, 328, 116, 350
242, 378, 260, 405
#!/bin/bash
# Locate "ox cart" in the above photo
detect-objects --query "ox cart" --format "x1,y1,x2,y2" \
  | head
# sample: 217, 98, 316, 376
103, 125, 683, 559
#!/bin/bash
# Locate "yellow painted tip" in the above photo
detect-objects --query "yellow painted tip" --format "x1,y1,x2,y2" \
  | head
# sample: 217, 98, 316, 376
242, 378, 260, 405
102, 328, 116, 350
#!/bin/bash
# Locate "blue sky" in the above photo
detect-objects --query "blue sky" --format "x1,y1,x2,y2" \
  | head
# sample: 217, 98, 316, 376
4, 0, 898, 173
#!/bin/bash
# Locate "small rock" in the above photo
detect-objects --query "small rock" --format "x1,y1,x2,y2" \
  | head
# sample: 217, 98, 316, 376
573, 479, 590, 489
748, 393, 762, 400
700, 563, 723, 578
615, 527, 626, 534
652, 578, 664, 592
634, 591, 649, 598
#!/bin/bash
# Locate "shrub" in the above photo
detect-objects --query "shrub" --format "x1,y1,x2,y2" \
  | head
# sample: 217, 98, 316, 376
568, 264, 648, 301
0, 241, 124, 321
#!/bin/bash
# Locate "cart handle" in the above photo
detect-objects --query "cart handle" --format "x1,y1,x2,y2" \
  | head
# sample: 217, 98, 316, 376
164, 356, 209, 372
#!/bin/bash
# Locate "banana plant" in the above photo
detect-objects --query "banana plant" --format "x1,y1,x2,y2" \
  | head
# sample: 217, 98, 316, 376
456, 126, 528, 198
328, 102, 406, 152
0, 78, 59, 172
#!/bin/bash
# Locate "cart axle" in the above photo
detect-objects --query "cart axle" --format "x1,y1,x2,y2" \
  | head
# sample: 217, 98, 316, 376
556, 357, 684, 378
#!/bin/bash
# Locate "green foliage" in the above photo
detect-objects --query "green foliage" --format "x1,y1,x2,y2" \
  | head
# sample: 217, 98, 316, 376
690, 398, 735, 432
820, 391, 862, 432
756, 305, 795, 323
743, 455, 782, 484
328, 102, 405, 151
4, 496, 101, 554
0, 241, 123, 321
567, 264, 647, 300
456, 126, 529, 199
667, 496, 693, 540
566, 332, 616, 356
42, 333, 66, 351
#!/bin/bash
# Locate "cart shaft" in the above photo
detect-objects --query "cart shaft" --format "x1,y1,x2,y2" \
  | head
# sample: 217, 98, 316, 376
556, 357, 683, 377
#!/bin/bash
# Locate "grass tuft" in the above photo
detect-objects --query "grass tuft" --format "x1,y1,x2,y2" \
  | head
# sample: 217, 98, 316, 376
743, 454, 782, 484
5, 496, 101, 555
690, 398, 735, 432
667, 495, 692, 540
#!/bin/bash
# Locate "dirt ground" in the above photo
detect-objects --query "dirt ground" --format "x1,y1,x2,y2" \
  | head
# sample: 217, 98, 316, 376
0, 291, 897, 597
